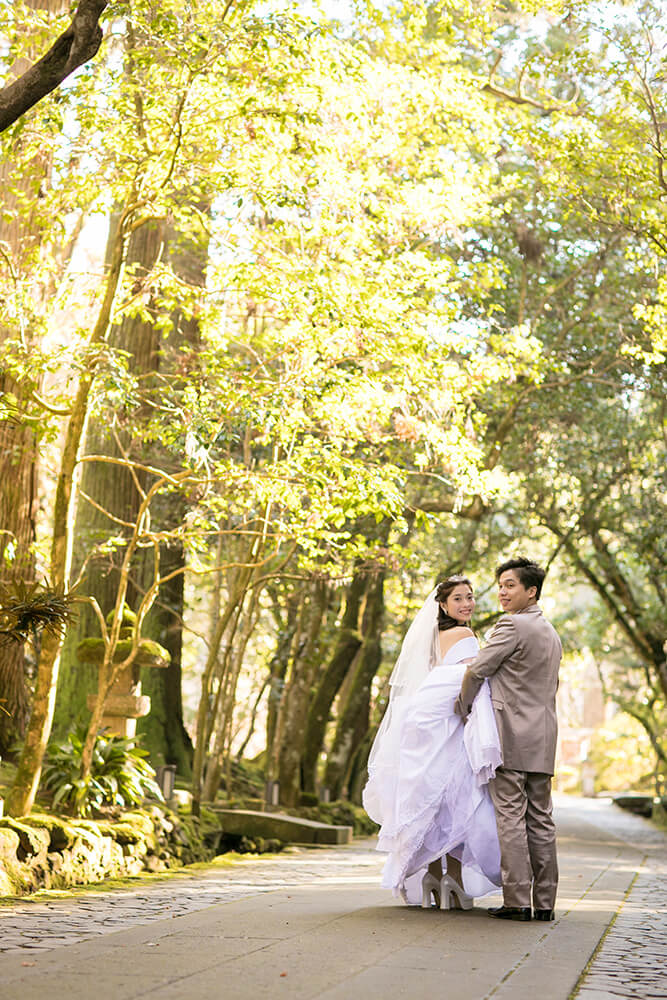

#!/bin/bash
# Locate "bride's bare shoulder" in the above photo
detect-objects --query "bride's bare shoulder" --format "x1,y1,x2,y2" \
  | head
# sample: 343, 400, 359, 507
438, 626, 475, 656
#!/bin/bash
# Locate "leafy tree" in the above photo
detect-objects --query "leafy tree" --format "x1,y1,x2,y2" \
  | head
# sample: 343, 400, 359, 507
439, 0, 667, 778
5, 0, 665, 819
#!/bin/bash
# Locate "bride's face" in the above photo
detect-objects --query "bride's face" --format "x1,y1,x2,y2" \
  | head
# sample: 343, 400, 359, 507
443, 584, 475, 623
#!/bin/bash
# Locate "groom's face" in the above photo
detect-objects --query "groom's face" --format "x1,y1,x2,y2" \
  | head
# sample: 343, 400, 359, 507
497, 570, 537, 613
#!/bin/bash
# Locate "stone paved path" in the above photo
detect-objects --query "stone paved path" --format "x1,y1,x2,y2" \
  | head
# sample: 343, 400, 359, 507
0, 843, 383, 953
0, 795, 664, 999
569, 798, 667, 1000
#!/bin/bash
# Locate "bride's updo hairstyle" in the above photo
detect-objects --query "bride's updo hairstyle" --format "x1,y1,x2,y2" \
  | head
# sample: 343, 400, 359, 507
434, 575, 473, 632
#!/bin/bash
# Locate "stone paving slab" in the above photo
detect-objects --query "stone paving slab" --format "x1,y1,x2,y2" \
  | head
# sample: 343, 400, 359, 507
0, 796, 664, 1000
0, 845, 382, 956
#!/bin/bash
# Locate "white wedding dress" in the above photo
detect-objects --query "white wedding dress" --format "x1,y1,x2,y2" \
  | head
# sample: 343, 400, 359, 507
363, 635, 502, 903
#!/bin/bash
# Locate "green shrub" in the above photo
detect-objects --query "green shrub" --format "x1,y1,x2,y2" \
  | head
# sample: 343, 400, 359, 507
299, 791, 319, 807
294, 800, 379, 836
219, 758, 266, 799
42, 728, 163, 817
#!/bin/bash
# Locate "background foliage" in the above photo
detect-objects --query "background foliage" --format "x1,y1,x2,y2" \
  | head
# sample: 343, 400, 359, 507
1, 0, 664, 817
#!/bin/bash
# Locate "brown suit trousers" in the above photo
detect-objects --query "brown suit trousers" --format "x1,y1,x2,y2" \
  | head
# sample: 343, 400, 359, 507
489, 768, 558, 909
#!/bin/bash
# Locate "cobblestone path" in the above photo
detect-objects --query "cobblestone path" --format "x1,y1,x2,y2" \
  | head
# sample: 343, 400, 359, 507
571, 798, 667, 1000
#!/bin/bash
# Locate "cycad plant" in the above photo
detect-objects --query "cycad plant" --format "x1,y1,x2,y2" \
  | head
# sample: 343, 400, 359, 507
0, 580, 75, 645
42, 727, 163, 817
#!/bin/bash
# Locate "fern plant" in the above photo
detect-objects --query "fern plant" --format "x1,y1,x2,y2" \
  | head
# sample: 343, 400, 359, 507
42, 727, 163, 817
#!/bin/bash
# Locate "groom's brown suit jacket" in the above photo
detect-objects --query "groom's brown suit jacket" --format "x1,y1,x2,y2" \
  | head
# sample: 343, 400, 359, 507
456, 604, 562, 775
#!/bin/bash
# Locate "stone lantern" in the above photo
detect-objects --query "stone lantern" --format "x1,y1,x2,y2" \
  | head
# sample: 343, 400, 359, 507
77, 606, 169, 738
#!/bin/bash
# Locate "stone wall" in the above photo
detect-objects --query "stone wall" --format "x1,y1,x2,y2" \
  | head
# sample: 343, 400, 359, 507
0, 807, 216, 897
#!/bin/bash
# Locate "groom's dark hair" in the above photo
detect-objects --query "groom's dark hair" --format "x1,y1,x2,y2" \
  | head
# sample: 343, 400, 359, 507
496, 556, 546, 599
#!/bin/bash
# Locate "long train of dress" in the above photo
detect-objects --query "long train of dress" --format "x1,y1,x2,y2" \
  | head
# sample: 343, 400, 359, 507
363, 636, 502, 903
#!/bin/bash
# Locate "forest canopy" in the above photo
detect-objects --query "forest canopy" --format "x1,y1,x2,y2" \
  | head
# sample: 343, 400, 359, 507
1, 0, 664, 817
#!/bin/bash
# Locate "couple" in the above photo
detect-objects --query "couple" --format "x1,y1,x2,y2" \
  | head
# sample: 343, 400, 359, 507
363, 556, 562, 921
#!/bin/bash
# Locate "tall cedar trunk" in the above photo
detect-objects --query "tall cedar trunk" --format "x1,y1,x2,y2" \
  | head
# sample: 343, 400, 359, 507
54, 219, 165, 732
0, 391, 37, 753
0, 0, 68, 756
300, 572, 366, 794
134, 197, 209, 770
56, 86, 208, 762
324, 571, 385, 799
277, 579, 329, 807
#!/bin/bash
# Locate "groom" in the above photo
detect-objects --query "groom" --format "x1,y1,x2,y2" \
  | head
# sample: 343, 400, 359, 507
455, 556, 562, 921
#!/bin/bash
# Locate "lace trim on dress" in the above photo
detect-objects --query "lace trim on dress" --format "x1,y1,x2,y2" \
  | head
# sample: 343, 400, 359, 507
378, 747, 475, 887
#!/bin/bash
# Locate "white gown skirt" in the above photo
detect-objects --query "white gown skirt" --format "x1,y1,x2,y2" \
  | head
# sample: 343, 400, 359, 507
366, 662, 502, 903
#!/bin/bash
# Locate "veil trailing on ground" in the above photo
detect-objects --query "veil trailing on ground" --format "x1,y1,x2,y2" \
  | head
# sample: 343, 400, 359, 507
363, 588, 440, 824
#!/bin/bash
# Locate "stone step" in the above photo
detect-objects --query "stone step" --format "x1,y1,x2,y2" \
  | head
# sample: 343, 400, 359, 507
613, 794, 654, 817
210, 808, 353, 845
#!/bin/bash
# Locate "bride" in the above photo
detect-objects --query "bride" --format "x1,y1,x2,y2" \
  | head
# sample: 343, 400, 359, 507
363, 576, 502, 909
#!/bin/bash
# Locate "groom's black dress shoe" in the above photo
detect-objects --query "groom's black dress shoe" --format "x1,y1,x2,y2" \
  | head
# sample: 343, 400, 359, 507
488, 906, 532, 921
533, 909, 555, 921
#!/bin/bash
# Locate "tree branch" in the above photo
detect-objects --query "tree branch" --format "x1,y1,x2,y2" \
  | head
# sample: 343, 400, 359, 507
0, 1, 109, 133
550, 525, 658, 667
615, 701, 667, 768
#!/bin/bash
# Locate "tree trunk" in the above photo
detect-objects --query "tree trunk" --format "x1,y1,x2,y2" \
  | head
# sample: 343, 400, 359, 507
300, 572, 366, 794
277, 579, 329, 807
235, 676, 269, 761
264, 590, 299, 776
5, 629, 60, 814
136, 540, 193, 776
201, 595, 246, 803
324, 571, 385, 800
56, 183, 209, 757
191, 569, 252, 816
201, 595, 261, 802
346, 731, 374, 805
134, 195, 208, 771
0, 0, 108, 132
